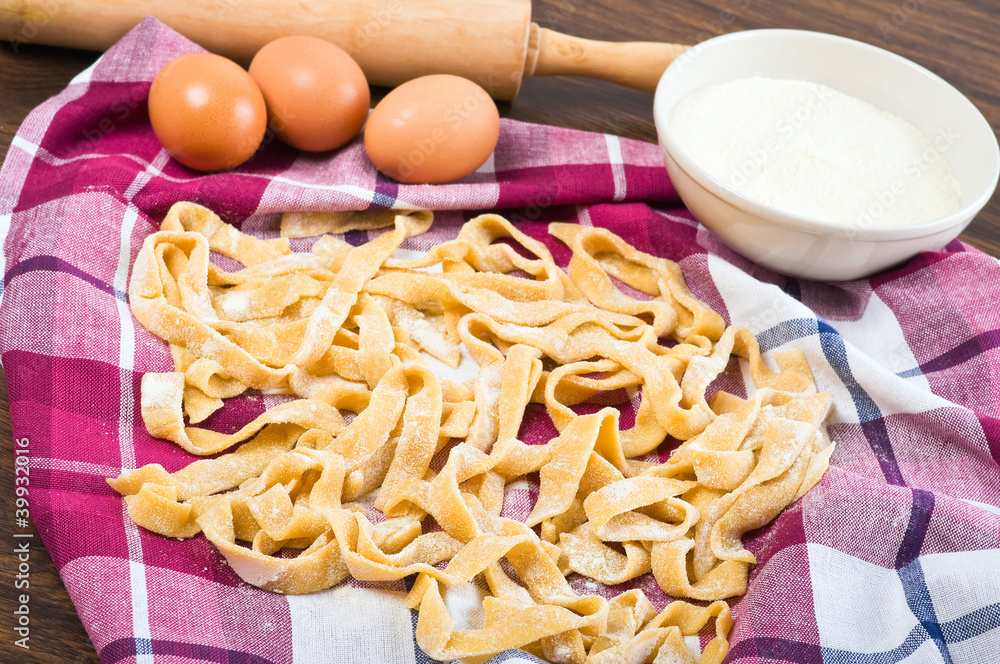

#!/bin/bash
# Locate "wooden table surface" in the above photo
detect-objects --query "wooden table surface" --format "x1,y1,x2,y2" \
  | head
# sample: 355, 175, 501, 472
1, 1, 998, 661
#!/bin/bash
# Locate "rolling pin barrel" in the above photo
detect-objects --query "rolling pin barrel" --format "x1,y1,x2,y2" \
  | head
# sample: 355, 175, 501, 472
0, 0, 690, 100
0, 0, 535, 99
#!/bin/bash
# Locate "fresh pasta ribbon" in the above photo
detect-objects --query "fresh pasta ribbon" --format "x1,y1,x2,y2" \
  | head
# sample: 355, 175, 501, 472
548, 222, 726, 347
111, 202, 837, 663
281, 209, 433, 238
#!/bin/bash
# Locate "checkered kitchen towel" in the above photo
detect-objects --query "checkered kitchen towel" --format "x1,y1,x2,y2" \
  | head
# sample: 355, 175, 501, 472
3, 16, 1000, 664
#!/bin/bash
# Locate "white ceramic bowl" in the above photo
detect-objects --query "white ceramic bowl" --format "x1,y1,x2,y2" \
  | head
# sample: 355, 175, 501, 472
653, 29, 1000, 281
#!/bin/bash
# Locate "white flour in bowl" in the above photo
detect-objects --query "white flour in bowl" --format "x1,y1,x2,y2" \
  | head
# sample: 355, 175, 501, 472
668, 76, 962, 227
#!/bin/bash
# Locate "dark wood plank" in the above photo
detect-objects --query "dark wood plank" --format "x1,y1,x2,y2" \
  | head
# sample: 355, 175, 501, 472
0, 1, 997, 662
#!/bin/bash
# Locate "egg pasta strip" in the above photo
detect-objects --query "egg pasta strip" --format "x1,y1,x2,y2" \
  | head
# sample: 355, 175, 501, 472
111, 201, 836, 664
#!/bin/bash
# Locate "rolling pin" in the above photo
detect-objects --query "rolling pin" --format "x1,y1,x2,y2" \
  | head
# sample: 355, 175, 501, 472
0, 0, 689, 100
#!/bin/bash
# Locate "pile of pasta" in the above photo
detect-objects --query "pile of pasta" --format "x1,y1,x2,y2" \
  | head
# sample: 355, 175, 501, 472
109, 202, 834, 664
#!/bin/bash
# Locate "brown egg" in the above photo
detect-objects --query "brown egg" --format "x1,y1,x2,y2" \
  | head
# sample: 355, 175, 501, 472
249, 36, 370, 152
148, 52, 267, 172
364, 74, 500, 184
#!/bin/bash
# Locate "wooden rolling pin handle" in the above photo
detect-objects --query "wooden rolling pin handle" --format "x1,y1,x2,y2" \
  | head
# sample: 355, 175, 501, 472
528, 26, 690, 94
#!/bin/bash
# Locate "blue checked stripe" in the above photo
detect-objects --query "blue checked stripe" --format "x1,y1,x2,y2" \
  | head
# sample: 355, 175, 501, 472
371, 189, 396, 209
757, 318, 883, 424
730, 325, 1000, 664
940, 604, 1000, 643
4, 254, 128, 302
758, 318, 904, 485
895, 489, 952, 663
100, 637, 279, 663
899, 560, 954, 664
821, 623, 944, 664
369, 170, 399, 210
898, 329, 1000, 379
820, 489, 1000, 664
896, 489, 934, 568
820, 602, 1000, 664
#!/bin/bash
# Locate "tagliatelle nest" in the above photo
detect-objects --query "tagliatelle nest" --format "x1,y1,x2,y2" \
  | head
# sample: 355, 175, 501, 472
109, 202, 834, 664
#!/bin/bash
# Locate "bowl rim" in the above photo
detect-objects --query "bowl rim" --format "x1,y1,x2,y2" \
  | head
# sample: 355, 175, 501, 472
653, 28, 1000, 243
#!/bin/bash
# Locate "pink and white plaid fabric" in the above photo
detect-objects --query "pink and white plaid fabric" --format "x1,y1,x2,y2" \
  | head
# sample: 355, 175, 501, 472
3, 18, 1000, 664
